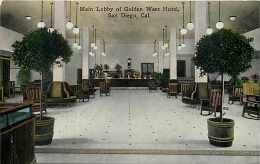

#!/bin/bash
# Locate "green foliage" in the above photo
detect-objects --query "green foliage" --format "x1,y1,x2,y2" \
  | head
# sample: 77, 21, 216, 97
160, 72, 169, 85
12, 28, 72, 73
104, 64, 109, 70
194, 29, 255, 76
230, 75, 242, 87
115, 64, 122, 72
152, 72, 161, 81
17, 67, 31, 86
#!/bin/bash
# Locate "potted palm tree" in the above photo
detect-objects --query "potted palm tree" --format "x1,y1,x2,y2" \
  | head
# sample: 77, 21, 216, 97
12, 28, 72, 145
194, 29, 254, 147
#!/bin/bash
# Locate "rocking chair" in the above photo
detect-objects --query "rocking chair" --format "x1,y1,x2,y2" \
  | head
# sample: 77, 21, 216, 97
167, 83, 178, 98
23, 87, 46, 113
200, 88, 222, 116
228, 86, 243, 104
181, 83, 197, 105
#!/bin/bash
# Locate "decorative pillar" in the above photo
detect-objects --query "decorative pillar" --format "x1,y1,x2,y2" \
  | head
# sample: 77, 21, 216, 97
49, 0, 67, 98
53, 0, 66, 82
194, 1, 208, 83
82, 27, 89, 80
169, 28, 177, 80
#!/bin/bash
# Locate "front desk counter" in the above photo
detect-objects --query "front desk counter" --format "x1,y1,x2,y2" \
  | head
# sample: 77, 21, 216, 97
93, 78, 156, 87
0, 103, 36, 164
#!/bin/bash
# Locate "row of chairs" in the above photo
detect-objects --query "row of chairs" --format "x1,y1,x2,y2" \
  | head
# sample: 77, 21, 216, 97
23, 80, 98, 113
165, 82, 223, 116
165, 82, 259, 119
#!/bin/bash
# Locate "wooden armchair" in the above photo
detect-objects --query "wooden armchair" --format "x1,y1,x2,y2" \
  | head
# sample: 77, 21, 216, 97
181, 83, 197, 105
167, 83, 178, 98
200, 89, 222, 116
77, 86, 90, 102
242, 96, 260, 120
228, 86, 243, 104
23, 87, 46, 113
7, 81, 16, 97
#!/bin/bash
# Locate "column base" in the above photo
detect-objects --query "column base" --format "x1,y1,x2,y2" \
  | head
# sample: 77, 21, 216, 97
48, 81, 73, 98
170, 79, 178, 83
47, 81, 77, 106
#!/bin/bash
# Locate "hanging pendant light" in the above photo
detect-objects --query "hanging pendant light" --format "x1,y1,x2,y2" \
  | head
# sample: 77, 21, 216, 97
88, 39, 94, 56
93, 27, 98, 50
177, 28, 182, 50
91, 25, 96, 48
91, 24, 98, 50
77, 29, 82, 50
37, 0, 46, 28
180, 2, 187, 35
48, 1, 55, 33
165, 42, 170, 56
206, 2, 214, 35
72, 1, 80, 34
161, 26, 166, 50
164, 25, 169, 48
153, 40, 158, 57
177, 11, 182, 51
73, 34, 79, 49
181, 35, 186, 48
101, 39, 106, 56
186, 1, 194, 31
216, 0, 224, 30
66, 0, 74, 30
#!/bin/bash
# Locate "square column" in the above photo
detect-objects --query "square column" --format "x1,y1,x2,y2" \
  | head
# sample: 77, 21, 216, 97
158, 41, 164, 73
194, 1, 208, 83
169, 28, 177, 80
82, 27, 89, 79
53, 0, 66, 82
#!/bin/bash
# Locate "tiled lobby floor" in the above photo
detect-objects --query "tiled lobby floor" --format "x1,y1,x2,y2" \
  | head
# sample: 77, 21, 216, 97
37, 89, 260, 151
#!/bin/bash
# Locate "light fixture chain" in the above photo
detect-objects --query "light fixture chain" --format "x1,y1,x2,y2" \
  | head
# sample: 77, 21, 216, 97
165, 25, 168, 42
162, 26, 165, 45
189, 1, 192, 23
208, 2, 211, 27
41, 0, 44, 21
50, 1, 53, 27
218, 0, 221, 21
182, 2, 185, 28
69, 0, 72, 21
75, 1, 79, 26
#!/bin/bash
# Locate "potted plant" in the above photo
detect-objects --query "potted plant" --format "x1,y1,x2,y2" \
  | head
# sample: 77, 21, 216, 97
115, 64, 122, 72
12, 28, 72, 145
104, 64, 109, 71
194, 29, 254, 147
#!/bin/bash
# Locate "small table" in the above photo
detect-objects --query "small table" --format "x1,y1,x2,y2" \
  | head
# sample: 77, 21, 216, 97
242, 96, 260, 120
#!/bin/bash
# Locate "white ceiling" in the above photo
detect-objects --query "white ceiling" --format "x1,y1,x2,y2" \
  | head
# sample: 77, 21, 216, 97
1, 1, 260, 43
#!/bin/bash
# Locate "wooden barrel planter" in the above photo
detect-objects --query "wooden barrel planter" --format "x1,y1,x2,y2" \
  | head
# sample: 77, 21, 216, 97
35, 116, 55, 145
207, 118, 234, 147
